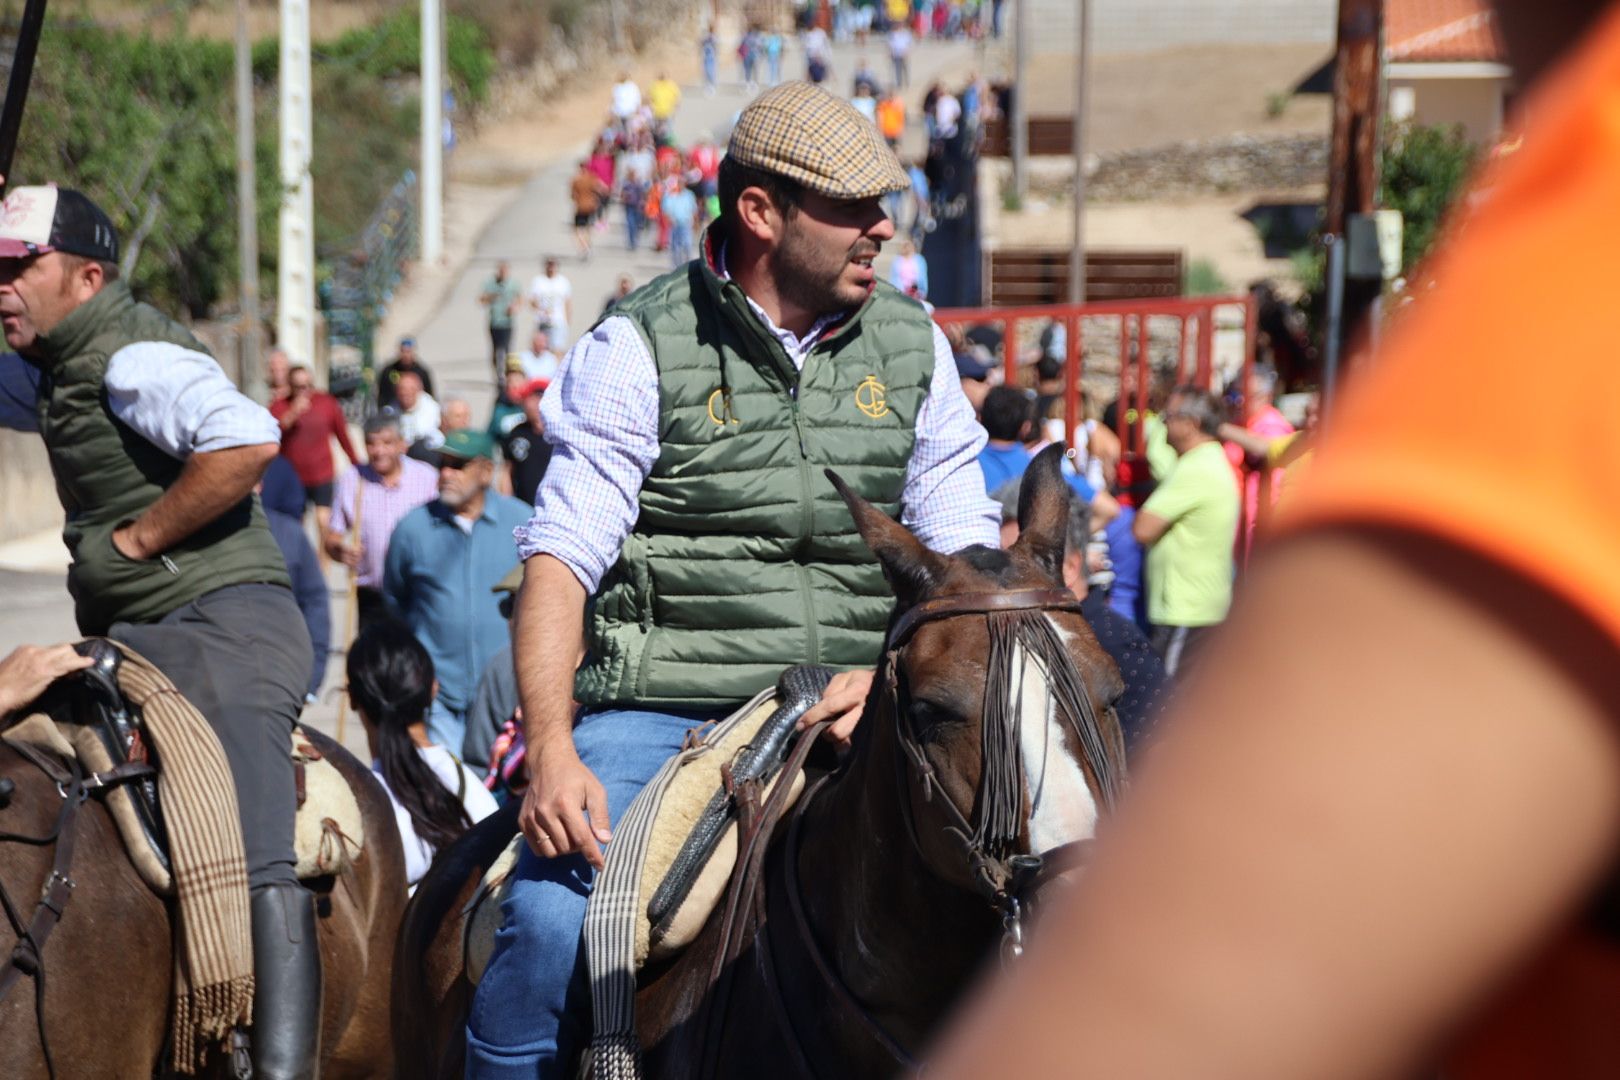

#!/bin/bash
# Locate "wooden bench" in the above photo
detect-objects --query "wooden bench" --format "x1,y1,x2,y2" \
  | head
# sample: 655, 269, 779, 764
985, 249, 1185, 306
982, 115, 1077, 158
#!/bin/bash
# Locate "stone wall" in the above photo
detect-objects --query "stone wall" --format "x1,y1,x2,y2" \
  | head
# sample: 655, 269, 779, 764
1032, 133, 1330, 201
0, 431, 60, 544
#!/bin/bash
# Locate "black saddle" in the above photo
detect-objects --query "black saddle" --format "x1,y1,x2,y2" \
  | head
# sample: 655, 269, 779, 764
33, 640, 170, 876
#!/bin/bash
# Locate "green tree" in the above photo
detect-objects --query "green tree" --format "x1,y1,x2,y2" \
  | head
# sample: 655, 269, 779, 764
1379, 121, 1478, 273
16, 25, 240, 317
11, 12, 491, 319
1285, 122, 1479, 349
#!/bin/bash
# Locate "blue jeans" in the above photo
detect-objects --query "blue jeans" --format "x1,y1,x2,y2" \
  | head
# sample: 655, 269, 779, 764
669, 226, 694, 268
624, 205, 644, 251
465, 708, 717, 1078
428, 697, 468, 755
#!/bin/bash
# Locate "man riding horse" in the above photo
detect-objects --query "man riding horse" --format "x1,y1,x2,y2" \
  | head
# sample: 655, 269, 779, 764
0, 186, 320, 1079
469, 82, 1002, 1076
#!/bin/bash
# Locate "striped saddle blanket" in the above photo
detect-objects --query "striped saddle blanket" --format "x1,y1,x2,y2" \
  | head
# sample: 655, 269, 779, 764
460, 667, 833, 987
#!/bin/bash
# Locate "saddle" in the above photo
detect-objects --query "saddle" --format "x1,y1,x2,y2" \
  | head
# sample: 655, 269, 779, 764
2, 640, 363, 896
461, 666, 834, 985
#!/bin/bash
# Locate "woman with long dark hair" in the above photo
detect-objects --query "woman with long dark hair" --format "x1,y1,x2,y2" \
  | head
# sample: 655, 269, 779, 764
347, 619, 498, 887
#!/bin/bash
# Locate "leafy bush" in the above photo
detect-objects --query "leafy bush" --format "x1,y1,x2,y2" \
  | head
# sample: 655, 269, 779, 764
17, 24, 240, 317
14, 14, 432, 317
1284, 122, 1478, 347
1380, 121, 1477, 273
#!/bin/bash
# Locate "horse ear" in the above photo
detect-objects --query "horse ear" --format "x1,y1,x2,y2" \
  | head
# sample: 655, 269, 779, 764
1011, 444, 1071, 581
826, 468, 944, 604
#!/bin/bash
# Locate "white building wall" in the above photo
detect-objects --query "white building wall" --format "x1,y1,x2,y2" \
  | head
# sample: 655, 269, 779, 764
1027, 0, 1337, 55
1388, 76, 1508, 146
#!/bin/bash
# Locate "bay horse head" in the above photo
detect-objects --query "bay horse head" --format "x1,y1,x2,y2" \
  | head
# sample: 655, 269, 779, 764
828, 444, 1128, 923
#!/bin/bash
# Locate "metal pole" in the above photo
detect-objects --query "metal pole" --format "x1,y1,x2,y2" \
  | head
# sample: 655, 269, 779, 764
278, 0, 316, 367
1011, 0, 1028, 201
0, 0, 49, 197
1068, 0, 1089, 305
1321, 234, 1346, 409
235, 0, 261, 399
420, 0, 444, 263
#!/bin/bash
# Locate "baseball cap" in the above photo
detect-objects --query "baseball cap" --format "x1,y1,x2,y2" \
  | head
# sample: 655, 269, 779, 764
727, 82, 908, 199
439, 429, 494, 462
0, 185, 119, 262
955, 350, 993, 382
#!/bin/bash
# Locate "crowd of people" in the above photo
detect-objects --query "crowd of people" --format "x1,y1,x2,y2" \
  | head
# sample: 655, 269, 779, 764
254, 31, 1303, 902
7, 2, 1620, 1076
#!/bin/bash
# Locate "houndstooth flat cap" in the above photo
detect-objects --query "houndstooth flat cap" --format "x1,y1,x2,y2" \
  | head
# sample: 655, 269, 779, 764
726, 82, 909, 199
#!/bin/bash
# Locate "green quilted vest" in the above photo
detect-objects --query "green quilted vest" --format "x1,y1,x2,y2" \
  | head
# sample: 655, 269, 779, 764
28, 280, 289, 635
575, 258, 936, 708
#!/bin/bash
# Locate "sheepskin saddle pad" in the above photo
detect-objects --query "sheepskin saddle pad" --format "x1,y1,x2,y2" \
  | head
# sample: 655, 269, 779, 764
462, 665, 834, 985
2, 713, 363, 895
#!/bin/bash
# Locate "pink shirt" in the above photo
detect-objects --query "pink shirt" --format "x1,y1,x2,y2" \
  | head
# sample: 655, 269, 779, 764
1226, 404, 1296, 549
329, 457, 440, 588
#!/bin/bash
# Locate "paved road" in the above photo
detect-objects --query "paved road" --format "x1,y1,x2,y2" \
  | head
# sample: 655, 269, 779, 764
0, 33, 988, 763
405, 34, 985, 422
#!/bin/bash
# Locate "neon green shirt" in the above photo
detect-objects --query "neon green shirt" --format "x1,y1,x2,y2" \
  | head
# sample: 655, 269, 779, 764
1142, 440, 1240, 627
1145, 414, 1177, 481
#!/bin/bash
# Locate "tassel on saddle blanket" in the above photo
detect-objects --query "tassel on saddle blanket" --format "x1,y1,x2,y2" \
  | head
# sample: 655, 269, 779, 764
2, 643, 364, 1073
113, 644, 255, 1074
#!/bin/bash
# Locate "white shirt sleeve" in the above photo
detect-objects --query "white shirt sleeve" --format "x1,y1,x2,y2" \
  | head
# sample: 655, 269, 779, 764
104, 341, 280, 458
0, 352, 40, 432
900, 324, 1001, 552
513, 316, 661, 593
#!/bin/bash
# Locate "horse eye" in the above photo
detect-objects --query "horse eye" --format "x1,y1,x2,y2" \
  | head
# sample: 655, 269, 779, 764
908, 700, 960, 729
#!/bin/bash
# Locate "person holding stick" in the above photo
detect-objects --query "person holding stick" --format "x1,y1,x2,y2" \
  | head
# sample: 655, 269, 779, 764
325, 412, 437, 630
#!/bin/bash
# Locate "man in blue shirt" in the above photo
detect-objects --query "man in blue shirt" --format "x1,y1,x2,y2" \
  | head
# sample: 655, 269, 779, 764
977, 385, 1036, 493
383, 429, 532, 750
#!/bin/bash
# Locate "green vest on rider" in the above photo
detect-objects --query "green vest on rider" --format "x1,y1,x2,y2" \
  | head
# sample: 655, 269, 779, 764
27, 279, 289, 635
573, 255, 936, 709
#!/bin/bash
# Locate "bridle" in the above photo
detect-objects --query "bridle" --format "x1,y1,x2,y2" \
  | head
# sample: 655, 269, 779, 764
882, 588, 1123, 933
0, 729, 155, 1080
773, 587, 1126, 1074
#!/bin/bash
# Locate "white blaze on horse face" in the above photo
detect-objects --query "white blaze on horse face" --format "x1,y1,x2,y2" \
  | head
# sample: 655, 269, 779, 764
1013, 622, 1099, 854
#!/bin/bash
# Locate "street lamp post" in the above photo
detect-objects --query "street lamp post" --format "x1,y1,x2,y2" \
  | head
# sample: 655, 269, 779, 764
235, 0, 260, 397
420, 0, 444, 264
277, 0, 316, 367
1069, 0, 1089, 305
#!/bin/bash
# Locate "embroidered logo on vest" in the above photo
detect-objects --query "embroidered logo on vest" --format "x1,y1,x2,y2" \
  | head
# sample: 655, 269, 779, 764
707, 387, 739, 425
855, 375, 889, 419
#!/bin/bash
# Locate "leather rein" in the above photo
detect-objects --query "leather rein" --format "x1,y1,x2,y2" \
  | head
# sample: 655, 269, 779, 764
766, 587, 1124, 1075
0, 733, 156, 1080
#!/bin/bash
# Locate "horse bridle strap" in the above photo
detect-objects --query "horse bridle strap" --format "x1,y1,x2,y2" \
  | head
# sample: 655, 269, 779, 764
0, 745, 155, 1080
882, 587, 1118, 919
885, 588, 1085, 652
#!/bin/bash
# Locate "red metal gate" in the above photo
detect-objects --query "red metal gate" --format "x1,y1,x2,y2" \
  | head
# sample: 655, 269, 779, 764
933, 294, 1258, 458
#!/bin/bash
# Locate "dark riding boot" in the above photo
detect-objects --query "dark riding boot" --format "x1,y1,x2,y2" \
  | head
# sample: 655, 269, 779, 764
249, 882, 323, 1079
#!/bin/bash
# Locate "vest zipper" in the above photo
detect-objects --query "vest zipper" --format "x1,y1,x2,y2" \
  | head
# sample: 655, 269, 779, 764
791, 396, 820, 664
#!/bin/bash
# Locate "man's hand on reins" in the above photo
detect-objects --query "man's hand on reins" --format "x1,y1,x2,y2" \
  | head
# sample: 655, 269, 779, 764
0, 643, 93, 718
798, 668, 875, 748
519, 733, 612, 867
